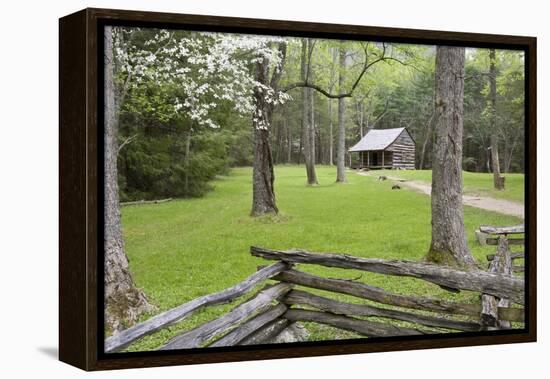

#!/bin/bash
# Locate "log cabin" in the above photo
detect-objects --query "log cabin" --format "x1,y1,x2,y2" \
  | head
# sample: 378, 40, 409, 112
349, 127, 415, 170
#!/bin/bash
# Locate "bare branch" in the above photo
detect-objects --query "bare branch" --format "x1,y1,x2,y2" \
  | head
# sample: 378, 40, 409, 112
118, 134, 139, 155
371, 98, 391, 127
282, 43, 413, 99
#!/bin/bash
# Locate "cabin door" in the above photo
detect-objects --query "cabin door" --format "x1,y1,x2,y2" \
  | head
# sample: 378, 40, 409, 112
372, 152, 378, 166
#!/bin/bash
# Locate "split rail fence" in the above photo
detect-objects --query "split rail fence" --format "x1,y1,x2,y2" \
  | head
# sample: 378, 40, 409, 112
105, 225, 525, 352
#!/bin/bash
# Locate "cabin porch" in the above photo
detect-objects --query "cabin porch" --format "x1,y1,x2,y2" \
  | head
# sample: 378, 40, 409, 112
352, 150, 393, 169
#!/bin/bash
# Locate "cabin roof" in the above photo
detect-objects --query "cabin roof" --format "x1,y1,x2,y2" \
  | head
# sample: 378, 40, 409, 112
348, 127, 408, 152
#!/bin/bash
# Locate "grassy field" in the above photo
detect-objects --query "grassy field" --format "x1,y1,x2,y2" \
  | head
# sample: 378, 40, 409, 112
121, 165, 523, 351
376, 169, 524, 202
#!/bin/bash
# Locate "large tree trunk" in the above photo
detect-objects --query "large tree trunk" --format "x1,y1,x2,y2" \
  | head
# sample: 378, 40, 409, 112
327, 48, 338, 166
489, 49, 505, 190
287, 118, 292, 164
503, 133, 519, 173
184, 130, 191, 194
419, 110, 435, 170
301, 39, 318, 185
250, 43, 286, 216
336, 45, 347, 183
252, 128, 278, 215
328, 99, 334, 166
251, 55, 278, 216
425, 46, 476, 269
104, 26, 152, 334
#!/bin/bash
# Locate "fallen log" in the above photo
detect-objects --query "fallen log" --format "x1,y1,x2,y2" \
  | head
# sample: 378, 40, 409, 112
284, 289, 482, 332
238, 319, 290, 346
252, 246, 524, 304
284, 309, 427, 337
159, 283, 292, 350
120, 198, 173, 206
209, 304, 287, 347
479, 225, 524, 235
105, 261, 288, 353
274, 269, 523, 322
481, 237, 512, 328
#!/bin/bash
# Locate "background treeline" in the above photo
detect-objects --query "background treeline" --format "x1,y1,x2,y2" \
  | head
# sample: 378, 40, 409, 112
115, 29, 524, 201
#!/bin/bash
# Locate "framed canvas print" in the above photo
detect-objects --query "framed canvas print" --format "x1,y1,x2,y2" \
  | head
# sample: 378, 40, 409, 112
59, 8, 536, 371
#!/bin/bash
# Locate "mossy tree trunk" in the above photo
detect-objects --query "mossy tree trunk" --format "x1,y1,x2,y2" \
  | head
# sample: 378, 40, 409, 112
425, 46, 476, 269
104, 26, 153, 333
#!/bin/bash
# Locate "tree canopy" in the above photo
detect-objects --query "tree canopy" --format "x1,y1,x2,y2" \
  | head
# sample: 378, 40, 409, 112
110, 27, 525, 202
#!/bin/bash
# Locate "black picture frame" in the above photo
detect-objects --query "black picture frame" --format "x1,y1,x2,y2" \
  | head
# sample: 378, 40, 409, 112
59, 7, 537, 371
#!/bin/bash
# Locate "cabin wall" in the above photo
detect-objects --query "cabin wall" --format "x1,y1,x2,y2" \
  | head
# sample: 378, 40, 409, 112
387, 131, 415, 169
383, 151, 393, 167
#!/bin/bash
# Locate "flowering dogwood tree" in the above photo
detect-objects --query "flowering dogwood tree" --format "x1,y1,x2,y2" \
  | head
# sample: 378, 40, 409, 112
126, 30, 291, 215
122, 30, 290, 128
104, 27, 292, 331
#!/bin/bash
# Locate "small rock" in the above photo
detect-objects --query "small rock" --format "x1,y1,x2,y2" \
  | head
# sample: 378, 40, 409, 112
273, 322, 309, 343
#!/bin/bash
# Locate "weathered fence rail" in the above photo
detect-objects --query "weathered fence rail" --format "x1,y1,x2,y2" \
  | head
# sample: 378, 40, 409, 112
104, 262, 288, 352
479, 224, 525, 329
251, 246, 524, 304
105, 228, 525, 352
274, 268, 522, 321
159, 283, 292, 350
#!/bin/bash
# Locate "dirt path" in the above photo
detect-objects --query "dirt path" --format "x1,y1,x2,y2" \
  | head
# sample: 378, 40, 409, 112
356, 171, 524, 219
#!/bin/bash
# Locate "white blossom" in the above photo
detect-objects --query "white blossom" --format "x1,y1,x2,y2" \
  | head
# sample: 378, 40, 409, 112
116, 28, 290, 130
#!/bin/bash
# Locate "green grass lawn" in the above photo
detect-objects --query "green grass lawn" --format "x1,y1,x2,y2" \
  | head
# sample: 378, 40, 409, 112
376, 169, 524, 202
120, 165, 523, 351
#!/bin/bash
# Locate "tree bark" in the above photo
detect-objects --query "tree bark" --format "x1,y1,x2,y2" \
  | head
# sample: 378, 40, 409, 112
252, 127, 278, 216
425, 46, 476, 269
419, 110, 435, 170
301, 39, 318, 185
104, 26, 152, 334
251, 51, 280, 216
328, 99, 334, 166
286, 117, 292, 164
489, 49, 505, 189
184, 130, 191, 194
336, 45, 348, 183
328, 47, 338, 166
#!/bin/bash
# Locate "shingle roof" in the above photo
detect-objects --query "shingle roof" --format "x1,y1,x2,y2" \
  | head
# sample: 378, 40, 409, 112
348, 127, 406, 152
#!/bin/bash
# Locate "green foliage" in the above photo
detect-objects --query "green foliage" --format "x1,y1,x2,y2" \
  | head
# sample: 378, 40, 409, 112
118, 128, 238, 201
462, 48, 525, 173
113, 28, 525, 204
